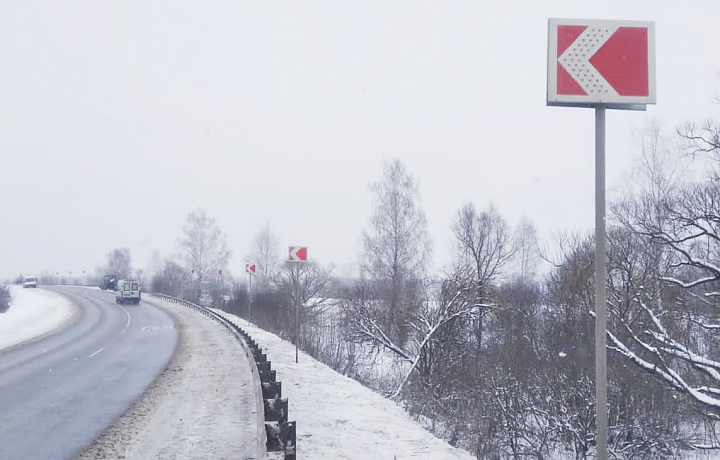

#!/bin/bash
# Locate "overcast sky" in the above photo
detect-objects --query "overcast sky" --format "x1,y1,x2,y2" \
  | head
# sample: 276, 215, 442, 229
2, 1, 719, 281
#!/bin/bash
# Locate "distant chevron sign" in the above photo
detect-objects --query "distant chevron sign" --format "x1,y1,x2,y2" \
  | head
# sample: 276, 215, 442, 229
547, 19, 655, 107
288, 246, 307, 262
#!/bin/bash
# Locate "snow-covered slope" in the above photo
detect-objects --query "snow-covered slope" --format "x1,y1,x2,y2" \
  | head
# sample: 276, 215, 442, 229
0, 286, 77, 351
213, 309, 476, 460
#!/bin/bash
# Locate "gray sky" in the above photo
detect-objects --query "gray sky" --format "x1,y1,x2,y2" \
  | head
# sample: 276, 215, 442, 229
1, 1, 718, 281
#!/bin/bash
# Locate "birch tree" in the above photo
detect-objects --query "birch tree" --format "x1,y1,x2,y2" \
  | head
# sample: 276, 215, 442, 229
178, 208, 231, 283
249, 224, 280, 290
361, 158, 431, 345
106, 248, 132, 279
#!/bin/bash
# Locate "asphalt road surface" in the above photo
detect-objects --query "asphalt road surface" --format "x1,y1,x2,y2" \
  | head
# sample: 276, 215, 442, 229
0, 287, 178, 460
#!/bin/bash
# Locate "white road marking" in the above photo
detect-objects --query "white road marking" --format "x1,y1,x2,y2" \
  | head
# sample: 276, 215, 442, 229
140, 325, 174, 332
119, 305, 132, 335
89, 347, 104, 358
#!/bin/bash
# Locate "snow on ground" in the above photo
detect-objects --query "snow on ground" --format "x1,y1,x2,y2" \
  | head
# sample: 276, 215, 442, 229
78, 296, 259, 460
0, 286, 78, 351
213, 309, 477, 460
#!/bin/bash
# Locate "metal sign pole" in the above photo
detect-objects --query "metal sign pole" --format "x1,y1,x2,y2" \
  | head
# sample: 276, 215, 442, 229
595, 106, 608, 460
295, 262, 300, 364
248, 272, 253, 322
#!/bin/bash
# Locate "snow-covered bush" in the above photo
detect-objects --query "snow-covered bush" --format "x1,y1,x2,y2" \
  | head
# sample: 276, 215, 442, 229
0, 285, 12, 313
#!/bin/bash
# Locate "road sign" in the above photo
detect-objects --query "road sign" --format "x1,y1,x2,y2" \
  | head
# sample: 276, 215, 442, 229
547, 19, 655, 108
546, 17, 657, 460
288, 246, 307, 262
246, 264, 256, 273
216, 268, 223, 275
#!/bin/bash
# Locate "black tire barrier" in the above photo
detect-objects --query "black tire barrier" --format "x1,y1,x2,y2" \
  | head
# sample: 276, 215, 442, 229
150, 293, 297, 460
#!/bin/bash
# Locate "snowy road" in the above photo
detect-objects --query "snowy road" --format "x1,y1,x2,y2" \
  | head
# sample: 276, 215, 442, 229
0, 287, 177, 460
77, 295, 260, 460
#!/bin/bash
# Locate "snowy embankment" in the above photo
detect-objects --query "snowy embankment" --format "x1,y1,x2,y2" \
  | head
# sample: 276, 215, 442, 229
0, 286, 77, 351
213, 309, 476, 460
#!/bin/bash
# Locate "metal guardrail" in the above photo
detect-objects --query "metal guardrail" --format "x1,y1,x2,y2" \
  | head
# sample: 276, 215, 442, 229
150, 293, 296, 460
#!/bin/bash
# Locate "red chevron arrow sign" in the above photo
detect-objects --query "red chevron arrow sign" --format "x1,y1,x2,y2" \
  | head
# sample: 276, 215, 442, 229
288, 246, 307, 263
246, 264, 256, 273
547, 19, 655, 108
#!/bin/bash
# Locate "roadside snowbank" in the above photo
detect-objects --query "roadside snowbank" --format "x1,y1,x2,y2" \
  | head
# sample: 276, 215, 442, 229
214, 309, 476, 460
0, 286, 77, 351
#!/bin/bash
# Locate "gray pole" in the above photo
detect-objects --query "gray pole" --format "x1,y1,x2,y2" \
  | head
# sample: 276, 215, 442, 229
595, 106, 608, 460
248, 272, 253, 322
295, 263, 300, 364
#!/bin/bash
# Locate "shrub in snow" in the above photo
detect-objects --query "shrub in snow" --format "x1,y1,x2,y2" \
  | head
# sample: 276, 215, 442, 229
0, 286, 11, 313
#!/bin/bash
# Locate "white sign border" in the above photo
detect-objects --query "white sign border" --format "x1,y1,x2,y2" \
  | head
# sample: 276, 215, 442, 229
547, 18, 656, 108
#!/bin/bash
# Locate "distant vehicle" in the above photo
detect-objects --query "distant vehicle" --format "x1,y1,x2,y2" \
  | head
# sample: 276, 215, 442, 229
100, 274, 117, 291
22, 276, 38, 289
115, 280, 141, 305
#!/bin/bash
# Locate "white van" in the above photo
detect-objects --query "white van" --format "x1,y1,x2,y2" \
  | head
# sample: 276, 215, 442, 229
22, 276, 38, 288
115, 279, 141, 304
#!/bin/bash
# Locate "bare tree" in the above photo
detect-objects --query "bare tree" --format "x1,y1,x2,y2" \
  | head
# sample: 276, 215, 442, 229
451, 203, 514, 354
512, 216, 540, 282
106, 248, 132, 279
602, 122, 720, 451
452, 203, 514, 289
277, 260, 334, 325
345, 272, 490, 398
249, 224, 280, 290
609, 181, 720, 416
678, 119, 720, 160
150, 258, 187, 298
361, 158, 431, 344
178, 208, 231, 283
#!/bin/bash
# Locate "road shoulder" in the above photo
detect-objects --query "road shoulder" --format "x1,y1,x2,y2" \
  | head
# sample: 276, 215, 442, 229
76, 297, 259, 460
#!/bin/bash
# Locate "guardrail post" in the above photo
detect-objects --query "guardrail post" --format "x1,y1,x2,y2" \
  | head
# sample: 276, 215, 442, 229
282, 421, 296, 460
262, 382, 282, 400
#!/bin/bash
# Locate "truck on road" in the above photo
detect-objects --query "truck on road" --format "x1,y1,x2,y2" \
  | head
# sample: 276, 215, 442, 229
100, 274, 117, 291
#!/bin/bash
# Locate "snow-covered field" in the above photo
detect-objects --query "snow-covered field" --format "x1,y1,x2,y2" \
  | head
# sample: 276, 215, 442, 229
0, 285, 77, 351
213, 309, 477, 460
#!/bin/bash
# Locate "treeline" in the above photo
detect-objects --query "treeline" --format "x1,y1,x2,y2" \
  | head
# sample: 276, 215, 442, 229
146, 120, 720, 459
